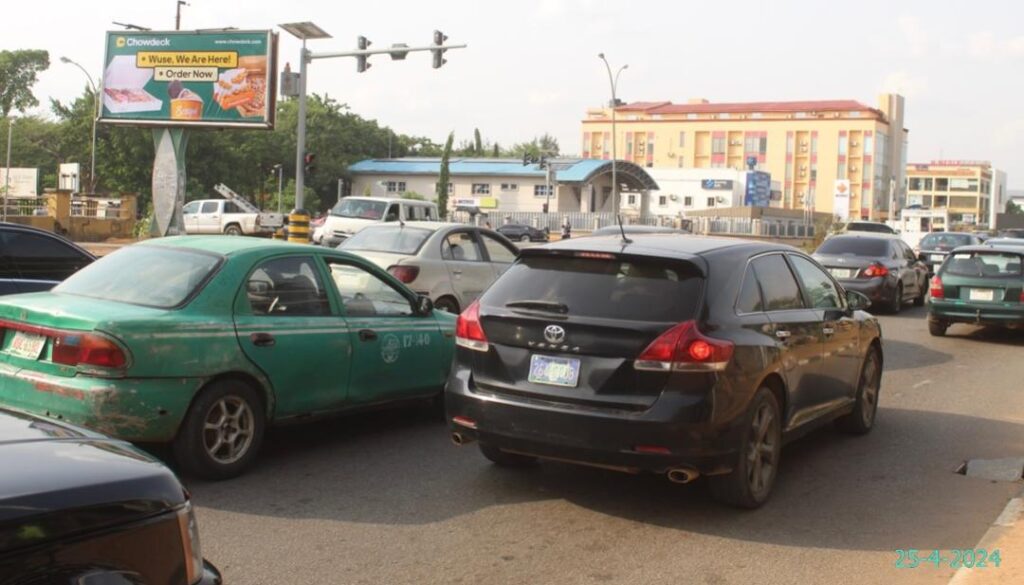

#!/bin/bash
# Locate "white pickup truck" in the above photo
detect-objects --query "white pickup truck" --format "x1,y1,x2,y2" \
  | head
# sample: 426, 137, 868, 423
182, 199, 284, 236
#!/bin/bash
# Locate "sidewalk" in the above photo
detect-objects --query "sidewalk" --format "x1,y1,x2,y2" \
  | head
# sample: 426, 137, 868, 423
949, 488, 1024, 584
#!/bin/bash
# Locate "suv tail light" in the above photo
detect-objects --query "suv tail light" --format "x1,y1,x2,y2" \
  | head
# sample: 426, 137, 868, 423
455, 300, 489, 352
635, 321, 734, 372
387, 265, 420, 284
861, 263, 889, 278
929, 276, 944, 299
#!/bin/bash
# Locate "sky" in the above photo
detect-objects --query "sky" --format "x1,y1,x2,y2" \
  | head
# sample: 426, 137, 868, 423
5, 0, 1024, 185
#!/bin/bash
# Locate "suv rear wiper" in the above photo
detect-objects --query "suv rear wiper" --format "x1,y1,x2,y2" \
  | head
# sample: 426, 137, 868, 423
504, 300, 569, 314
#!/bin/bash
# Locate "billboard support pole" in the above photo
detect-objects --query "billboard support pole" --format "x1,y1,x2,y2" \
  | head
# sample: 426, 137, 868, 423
151, 127, 189, 237
294, 40, 308, 212
3, 117, 12, 222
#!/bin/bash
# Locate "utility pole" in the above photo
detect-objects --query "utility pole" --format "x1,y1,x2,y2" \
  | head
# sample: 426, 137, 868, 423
175, 1, 188, 31
278, 22, 466, 243
274, 164, 283, 214
598, 54, 627, 217
3, 117, 13, 221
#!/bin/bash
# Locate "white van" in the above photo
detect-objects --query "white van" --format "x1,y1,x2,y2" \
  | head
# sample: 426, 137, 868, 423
319, 197, 440, 247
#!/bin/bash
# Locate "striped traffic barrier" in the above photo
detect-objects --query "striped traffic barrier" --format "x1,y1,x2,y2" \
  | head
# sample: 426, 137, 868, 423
287, 209, 310, 243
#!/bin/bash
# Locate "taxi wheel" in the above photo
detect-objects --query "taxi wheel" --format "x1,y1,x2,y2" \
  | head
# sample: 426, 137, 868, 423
173, 380, 265, 480
708, 387, 781, 509
479, 443, 538, 468
928, 319, 949, 337
434, 296, 460, 314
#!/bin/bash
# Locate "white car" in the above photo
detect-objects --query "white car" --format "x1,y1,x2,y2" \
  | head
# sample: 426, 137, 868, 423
339, 222, 519, 313
321, 197, 439, 247
182, 199, 281, 236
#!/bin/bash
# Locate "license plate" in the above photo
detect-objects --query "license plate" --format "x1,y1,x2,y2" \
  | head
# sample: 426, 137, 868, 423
7, 331, 46, 360
528, 355, 581, 387
829, 268, 853, 279
930, 254, 944, 262
969, 288, 995, 301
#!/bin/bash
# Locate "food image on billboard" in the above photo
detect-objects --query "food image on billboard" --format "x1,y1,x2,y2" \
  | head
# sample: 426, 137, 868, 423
100, 30, 277, 128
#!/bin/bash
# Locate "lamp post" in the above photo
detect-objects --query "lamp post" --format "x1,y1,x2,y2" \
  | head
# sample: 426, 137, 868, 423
272, 164, 284, 214
598, 53, 627, 216
3, 116, 12, 221
60, 57, 99, 193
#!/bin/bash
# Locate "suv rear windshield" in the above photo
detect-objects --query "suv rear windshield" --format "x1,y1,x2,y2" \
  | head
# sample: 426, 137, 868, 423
920, 233, 973, 248
330, 199, 387, 220
816, 237, 889, 257
340, 227, 433, 255
54, 246, 221, 308
482, 254, 702, 322
944, 252, 1023, 277
846, 222, 895, 234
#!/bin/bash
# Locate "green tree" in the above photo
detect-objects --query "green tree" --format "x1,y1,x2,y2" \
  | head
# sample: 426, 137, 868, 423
437, 132, 454, 218
492, 143, 500, 157
0, 49, 49, 117
507, 133, 560, 160
473, 128, 483, 155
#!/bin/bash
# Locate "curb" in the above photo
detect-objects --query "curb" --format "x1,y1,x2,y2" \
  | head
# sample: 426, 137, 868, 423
948, 489, 1024, 584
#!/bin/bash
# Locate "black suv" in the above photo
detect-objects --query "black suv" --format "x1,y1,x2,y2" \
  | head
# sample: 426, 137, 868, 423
0, 222, 95, 295
497, 223, 549, 243
446, 235, 883, 508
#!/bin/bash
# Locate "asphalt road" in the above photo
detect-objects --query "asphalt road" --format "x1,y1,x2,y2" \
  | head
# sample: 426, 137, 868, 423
187, 306, 1024, 585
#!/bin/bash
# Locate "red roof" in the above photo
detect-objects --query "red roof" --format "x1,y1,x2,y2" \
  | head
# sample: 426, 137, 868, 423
617, 99, 878, 116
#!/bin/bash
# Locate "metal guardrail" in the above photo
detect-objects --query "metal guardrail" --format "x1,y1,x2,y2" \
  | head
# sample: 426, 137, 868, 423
1, 198, 48, 217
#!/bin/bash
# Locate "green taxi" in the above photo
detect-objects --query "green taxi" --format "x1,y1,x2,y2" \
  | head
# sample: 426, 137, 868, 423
927, 244, 1024, 336
0, 237, 455, 479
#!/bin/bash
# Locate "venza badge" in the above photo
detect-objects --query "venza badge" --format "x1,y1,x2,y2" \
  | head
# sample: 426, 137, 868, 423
543, 325, 566, 344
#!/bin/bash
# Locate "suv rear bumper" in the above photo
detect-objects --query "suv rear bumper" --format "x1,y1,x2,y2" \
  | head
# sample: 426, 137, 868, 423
929, 300, 1024, 326
445, 365, 743, 475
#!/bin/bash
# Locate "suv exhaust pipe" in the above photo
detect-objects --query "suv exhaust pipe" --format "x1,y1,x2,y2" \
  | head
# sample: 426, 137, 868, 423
666, 467, 700, 484
451, 432, 475, 446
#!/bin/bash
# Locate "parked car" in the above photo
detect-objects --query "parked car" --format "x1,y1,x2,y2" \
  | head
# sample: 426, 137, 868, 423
321, 197, 440, 247
496, 223, 549, 243
998, 228, 1024, 239
812, 234, 928, 313
0, 222, 95, 295
590, 225, 691, 237
0, 407, 221, 584
917, 232, 983, 274
985, 237, 1024, 248
340, 222, 519, 314
927, 244, 1024, 336
842, 221, 897, 235
0, 236, 456, 479
447, 235, 883, 508
183, 198, 281, 236
311, 214, 328, 244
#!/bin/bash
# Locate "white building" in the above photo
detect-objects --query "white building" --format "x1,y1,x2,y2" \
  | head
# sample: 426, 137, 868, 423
627, 168, 778, 217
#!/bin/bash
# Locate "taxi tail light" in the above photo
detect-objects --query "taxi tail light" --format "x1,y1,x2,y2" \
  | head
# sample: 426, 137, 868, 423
455, 300, 489, 352
861, 263, 889, 278
929, 276, 944, 299
52, 333, 127, 369
635, 320, 733, 372
387, 265, 420, 284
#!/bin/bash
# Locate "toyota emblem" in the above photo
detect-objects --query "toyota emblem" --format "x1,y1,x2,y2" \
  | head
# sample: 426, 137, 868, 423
543, 325, 566, 344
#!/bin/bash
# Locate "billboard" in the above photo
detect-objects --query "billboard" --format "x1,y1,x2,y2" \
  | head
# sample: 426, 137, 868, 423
744, 171, 771, 207
833, 180, 851, 221
0, 168, 40, 197
100, 30, 277, 128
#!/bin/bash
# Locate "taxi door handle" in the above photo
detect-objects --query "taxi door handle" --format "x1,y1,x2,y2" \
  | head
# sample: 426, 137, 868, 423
358, 329, 377, 342
452, 269, 463, 275
775, 330, 792, 339
250, 332, 275, 347
822, 326, 835, 336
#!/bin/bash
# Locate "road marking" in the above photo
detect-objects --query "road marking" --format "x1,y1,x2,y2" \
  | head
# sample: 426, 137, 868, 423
912, 379, 933, 389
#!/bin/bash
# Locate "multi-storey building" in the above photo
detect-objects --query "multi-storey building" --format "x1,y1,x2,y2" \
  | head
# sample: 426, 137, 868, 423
905, 161, 1006, 226
581, 94, 908, 220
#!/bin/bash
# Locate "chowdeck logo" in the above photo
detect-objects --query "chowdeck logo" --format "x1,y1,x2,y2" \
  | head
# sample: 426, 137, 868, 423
125, 37, 172, 47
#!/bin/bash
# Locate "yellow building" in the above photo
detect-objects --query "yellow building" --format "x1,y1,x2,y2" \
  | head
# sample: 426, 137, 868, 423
905, 161, 1004, 226
581, 94, 908, 219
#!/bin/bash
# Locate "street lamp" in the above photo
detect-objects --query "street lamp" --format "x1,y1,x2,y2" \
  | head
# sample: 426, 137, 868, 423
271, 164, 284, 214
60, 56, 99, 193
597, 53, 627, 216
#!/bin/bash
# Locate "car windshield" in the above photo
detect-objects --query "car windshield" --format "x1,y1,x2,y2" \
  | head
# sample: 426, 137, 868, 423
340, 226, 433, 255
944, 252, 1023, 278
920, 233, 972, 248
483, 254, 702, 321
53, 246, 221, 308
846, 222, 894, 233
816, 237, 889, 257
331, 199, 388, 220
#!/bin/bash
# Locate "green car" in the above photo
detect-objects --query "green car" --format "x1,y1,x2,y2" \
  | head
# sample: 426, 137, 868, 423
927, 244, 1024, 336
0, 237, 456, 479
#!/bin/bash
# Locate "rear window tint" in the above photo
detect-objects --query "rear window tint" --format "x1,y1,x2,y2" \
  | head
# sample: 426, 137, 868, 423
751, 255, 804, 311
847, 222, 894, 233
340, 226, 432, 255
944, 252, 1022, 277
816, 237, 889, 257
482, 255, 702, 322
920, 233, 973, 248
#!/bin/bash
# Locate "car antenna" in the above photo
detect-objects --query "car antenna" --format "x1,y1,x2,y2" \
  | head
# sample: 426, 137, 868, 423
617, 214, 632, 244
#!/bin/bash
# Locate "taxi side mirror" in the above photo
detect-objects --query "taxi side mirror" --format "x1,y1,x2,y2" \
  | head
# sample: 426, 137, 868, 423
846, 290, 871, 311
415, 295, 434, 316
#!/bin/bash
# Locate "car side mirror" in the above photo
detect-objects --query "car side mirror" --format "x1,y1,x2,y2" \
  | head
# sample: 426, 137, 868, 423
846, 290, 871, 311
415, 295, 434, 316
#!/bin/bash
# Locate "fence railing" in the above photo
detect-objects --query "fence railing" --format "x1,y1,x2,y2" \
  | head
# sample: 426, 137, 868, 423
0, 197, 48, 217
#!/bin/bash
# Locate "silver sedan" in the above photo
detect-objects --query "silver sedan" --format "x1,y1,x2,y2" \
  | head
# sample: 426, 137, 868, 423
338, 222, 520, 314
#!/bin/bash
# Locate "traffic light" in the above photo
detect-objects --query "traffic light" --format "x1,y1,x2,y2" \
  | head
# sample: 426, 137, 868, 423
304, 153, 316, 175
431, 30, 448, 69
357, 36, 372, 73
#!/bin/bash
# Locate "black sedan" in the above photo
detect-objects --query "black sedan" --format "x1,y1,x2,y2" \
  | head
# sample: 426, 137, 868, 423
446, 235, 883, 508
813, 234, 928, 313
0, 407, 221, 584
917, 232, 983, 274
497, 223, 549, 243
0, 222, 94, 295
